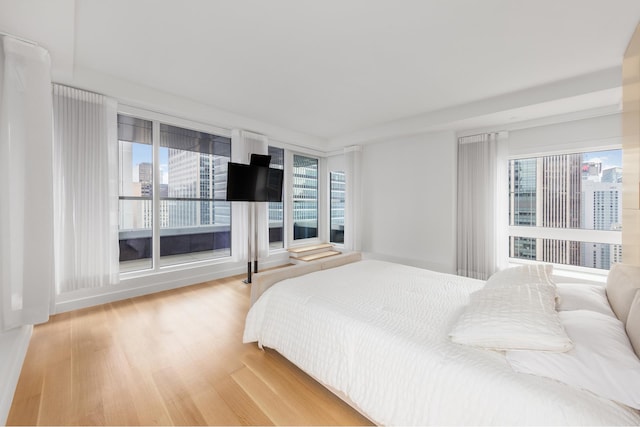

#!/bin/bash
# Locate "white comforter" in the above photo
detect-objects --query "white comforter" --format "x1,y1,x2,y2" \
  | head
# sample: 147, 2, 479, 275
243, 260, 640, 425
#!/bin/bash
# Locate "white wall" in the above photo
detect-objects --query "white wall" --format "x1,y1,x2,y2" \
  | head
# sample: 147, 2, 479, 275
507, 113, 621, 157
326, 152, 346, 173
0, 326, 32, 425
60, 67, 326, 152
361, 131, 457, 273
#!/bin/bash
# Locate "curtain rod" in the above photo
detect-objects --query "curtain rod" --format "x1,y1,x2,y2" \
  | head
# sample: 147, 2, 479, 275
0, 31, 40, 47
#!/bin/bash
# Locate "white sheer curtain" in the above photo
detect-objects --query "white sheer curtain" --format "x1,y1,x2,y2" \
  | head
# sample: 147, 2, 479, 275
52, 84, 119, 293
457, 132, 508, 280
0, 36, 54, 330
344, 145, 362, 251
230, 129, 269, 261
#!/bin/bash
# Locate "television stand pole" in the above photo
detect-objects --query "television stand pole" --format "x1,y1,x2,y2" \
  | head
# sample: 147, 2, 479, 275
253, 203, 259, 274
244, 202, 254, 284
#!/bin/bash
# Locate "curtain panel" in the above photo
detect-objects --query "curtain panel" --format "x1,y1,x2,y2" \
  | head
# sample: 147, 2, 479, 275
456, 132, 508, 280
0, 36, 54, 330
230, 130, 269, 261
344, 145, 362, 252
52, 84, 119, 293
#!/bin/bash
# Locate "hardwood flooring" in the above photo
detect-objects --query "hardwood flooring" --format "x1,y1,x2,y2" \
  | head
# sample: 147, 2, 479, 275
7, 275, 373, 426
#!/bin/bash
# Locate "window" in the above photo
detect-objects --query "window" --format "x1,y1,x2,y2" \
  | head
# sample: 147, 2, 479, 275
330, 171, 345, 244
268, 146, 285, 249
159, 124, 231, 266
117, 114, 232, 273
508, 149, 622, 270
118, 116, 153, 272
292, 154, 318, 240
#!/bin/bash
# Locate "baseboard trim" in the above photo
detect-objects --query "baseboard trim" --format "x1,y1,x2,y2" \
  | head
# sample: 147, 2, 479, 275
55, 255, 291, 314
0, 325, 33, 425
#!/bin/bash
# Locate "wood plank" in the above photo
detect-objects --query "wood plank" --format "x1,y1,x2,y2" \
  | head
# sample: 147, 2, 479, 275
260, 349, 373, 426
6, 273, 373, 426
297, 250, 341, 262
152, 367, 208, 425
214, 376, 274, 426
231, 367, 307, 426
190, 381, 245, 426
242, 351, 353, 426
287, 243, 334, 254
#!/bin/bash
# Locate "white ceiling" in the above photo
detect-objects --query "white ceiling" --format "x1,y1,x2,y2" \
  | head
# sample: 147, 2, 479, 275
2, 0, 640, 143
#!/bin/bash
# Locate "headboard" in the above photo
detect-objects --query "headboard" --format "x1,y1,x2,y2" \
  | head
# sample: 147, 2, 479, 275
606, 263, 640, 358
249, 252, 362, 306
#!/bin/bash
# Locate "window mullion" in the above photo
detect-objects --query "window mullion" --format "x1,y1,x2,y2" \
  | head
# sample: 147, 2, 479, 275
509, 226, 622, 245
152, 120, 161, 271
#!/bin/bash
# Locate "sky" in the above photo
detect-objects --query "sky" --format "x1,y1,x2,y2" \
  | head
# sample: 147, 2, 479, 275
131, 143, 168, 183
583, 149, 622, 170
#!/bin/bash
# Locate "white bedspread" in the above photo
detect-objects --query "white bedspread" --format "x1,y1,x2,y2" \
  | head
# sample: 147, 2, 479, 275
243, 260, 640, 425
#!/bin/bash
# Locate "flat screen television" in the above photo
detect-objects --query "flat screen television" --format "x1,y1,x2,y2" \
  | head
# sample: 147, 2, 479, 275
266, 167, 283, 202
226, 162, 263, 201
226, 162, 283, 202
250, 153, 271, 167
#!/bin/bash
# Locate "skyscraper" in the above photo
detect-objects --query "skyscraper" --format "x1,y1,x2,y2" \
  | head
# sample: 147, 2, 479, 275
164, 125, 230, 230
540, 154, 582, 265
511, 152, 623, 270
509, 158, 537, 259
581, 178, 622, 269
602, 167, 623, 183
510, 154, 583, 265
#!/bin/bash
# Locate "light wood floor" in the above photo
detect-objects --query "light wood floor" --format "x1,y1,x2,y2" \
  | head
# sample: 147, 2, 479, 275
7, 274, 373, 426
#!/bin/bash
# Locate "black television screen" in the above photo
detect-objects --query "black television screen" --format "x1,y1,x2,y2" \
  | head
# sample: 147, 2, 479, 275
266, 167, 283, 202
226, 162, 262, 201
226, 162, 283, 202
250, 153, 271, 167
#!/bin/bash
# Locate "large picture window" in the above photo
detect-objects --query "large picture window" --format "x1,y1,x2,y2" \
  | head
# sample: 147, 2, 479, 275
509, 149, 622, 270
118, 114, 232, 273
292, 154, 318, 240
159, 124, 231, 266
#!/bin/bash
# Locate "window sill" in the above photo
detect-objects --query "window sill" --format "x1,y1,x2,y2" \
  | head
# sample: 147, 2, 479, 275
507, 258, 608, 284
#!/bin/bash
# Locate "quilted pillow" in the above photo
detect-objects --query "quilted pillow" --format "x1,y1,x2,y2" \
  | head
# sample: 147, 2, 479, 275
484, 264, 555, 290
449, 283, 572, 351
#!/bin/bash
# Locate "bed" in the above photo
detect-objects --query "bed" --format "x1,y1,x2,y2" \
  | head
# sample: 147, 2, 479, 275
243, 253, 640, 425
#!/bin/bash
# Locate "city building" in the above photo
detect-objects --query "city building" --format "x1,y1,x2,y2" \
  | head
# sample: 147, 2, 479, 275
580, 178, 622, 269
511, 156, 623, 269
510, 154, 584, 265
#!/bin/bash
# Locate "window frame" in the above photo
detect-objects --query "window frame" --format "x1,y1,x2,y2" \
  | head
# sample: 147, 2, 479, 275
118, 105, 234, 278
157, 122, 232, 267
118, 115, 154, 272
267, 144, 286, 251
329, 170, 346, 245
506, 146, 623, 276
286, 150, 326, 248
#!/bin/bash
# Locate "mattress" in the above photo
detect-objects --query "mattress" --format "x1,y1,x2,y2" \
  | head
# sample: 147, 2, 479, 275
243, 260, 640, 425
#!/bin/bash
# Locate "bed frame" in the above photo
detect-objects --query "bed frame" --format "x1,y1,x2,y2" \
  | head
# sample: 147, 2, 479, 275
249, 251, 362, 306
248, 251, 374, 421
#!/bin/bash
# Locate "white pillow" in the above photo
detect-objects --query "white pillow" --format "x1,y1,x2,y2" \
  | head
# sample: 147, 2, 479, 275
484, 264, 555, 290
507, 310, 640, 410
627, 290, 640, 358
556, 283, 615, 317
450, 283, 572, 351
606, 263, 640, 325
